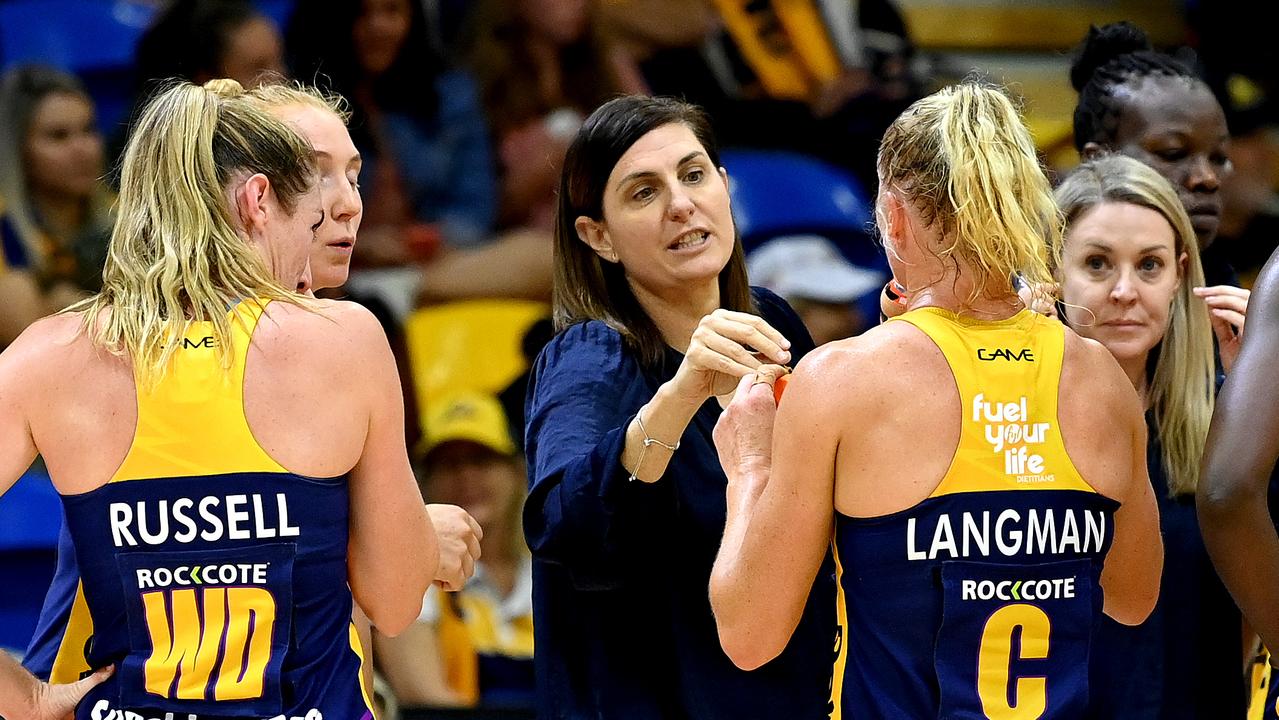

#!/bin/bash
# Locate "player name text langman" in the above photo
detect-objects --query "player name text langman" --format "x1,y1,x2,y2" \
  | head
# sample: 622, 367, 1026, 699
906, 508, 1107, 560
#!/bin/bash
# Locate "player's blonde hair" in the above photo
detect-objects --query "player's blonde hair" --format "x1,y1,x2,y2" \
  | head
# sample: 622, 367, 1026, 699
877, 81, 1061, 303
246, 79, 350, 122
76, 79, 316, 384
1055, 154, 1215, 497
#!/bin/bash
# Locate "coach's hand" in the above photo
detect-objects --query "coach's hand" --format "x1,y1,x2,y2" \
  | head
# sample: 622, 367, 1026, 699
1194, 285, 1250, 372
672, 309, 792, 403
426, 503, 483, 591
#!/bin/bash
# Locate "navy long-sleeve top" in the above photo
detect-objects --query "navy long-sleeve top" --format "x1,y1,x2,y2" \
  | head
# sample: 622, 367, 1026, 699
523, 288, 837, 719
1087, 411, 1245, 719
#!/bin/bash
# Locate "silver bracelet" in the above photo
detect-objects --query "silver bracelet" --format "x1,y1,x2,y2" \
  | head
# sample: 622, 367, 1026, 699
627, 410, 680, 482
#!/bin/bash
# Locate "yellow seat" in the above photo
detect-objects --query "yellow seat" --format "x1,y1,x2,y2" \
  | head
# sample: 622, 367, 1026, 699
404, 299, 550, 425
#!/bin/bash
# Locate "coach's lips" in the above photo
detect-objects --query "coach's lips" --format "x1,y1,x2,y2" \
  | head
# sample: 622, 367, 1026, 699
668, 227, 711, 252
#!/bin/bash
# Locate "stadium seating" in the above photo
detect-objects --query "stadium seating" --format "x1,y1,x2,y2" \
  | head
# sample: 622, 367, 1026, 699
404, 299, 550, 444
721, 147, 884, 273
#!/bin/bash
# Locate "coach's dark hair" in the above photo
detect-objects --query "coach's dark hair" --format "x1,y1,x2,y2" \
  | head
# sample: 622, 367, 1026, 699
552, 95, 754, 368
1070, 22, 1203, 152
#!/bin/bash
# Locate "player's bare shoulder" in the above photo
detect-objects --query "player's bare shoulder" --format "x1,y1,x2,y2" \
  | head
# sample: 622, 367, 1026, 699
0, 311, 127, 419
0, 312, 98, 376
803, 320, 933, 373
790, 320, 938, 411
1060, 325, 1141, 417
255, 298, 391, 364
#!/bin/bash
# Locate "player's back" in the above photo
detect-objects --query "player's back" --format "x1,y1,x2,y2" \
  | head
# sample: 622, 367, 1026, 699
3, 299, 386, 719
824, 307, 1149, 719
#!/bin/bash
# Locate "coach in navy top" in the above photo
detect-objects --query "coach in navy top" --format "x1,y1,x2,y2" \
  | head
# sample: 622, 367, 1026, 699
524, 95, 836, 719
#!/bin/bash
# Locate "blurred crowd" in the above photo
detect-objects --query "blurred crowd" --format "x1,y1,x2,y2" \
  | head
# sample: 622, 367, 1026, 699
1, 0, 1277, 717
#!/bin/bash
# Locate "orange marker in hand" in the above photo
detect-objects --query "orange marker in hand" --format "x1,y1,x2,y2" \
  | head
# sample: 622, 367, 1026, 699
774, 373, 790, 404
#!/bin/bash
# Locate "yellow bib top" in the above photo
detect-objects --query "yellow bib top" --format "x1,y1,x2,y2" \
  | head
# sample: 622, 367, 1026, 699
30, 301, 374, 720
828, 307, 1116, 720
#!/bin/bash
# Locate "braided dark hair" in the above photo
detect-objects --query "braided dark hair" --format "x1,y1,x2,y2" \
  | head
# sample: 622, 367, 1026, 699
1070, 22, 1202, 151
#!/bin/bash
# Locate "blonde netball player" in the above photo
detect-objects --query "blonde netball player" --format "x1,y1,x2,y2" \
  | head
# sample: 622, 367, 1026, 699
20, 81, 406, 698
711, 82, 1163, 719
0, 79, 479, 719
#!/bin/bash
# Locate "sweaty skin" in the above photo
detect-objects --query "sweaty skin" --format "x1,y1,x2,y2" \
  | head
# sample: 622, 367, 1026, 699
1198, 248, 1279, 655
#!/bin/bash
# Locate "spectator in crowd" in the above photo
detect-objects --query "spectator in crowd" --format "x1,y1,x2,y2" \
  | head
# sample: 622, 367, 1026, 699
1213, 74, 1279, 286
134, 0, 285, 91
103, 0, 287, 187
1056, 154, 1249, 719
523, 94, 835, 719
289, 0, 552, 311
463, 0, 625, 232
598, 0, 920, 191
1191, 0, 1279, 285
378, 392, 534, 711
746, 235, 883, 344
0, 65, 112, 347
1188, 0, 1278, 126
289, 0, 495, 260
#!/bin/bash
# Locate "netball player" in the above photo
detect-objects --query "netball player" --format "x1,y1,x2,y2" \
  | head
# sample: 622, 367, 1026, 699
1199, 249, 1279, 710
711, 82, 1163, 718
20, 81, 420, 697
0, 79, 479, 719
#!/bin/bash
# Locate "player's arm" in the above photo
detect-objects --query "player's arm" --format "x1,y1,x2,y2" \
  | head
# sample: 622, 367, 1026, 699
1198, 251, 1279, 653
342, 304, 455, 636
710, 349, 841, 670
1095, 344, 1162, 625
0, 331, 113, 716
374, 620, 469, 708
0, 322, 44, 495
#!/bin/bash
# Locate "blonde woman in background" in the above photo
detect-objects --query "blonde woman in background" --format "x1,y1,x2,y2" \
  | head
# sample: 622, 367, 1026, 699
712, 82, 1162, 718
0, 79, 479, 719
0, 65, 114, 347
1054, 154, 1249, 718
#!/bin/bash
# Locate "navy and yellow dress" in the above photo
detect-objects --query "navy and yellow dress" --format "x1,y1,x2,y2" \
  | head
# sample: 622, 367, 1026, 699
37, 301, 373, 720
829, 308, 1118, 719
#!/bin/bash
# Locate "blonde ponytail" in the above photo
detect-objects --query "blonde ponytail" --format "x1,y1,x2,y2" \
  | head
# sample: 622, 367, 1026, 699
878, 81, 1062, 302
203, 77, 245, 98
76, 79, 317, 384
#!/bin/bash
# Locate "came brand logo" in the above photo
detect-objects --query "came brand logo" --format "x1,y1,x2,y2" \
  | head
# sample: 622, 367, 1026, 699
181, 336, 217, 350
977, 347, 1034, 362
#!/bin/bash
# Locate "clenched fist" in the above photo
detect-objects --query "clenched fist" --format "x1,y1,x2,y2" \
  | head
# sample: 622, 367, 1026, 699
426, 503, 483, 591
